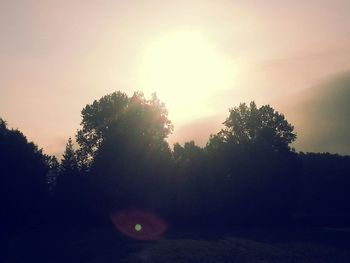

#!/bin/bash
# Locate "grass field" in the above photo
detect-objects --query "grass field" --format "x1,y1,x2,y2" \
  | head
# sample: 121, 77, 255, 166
2, 226, 350, 262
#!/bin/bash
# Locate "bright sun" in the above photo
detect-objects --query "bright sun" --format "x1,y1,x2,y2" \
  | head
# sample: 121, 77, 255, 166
138, 30, 233, 123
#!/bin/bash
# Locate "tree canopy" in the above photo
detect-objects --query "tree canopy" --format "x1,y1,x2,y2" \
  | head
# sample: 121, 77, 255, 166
74, 92, 174, 211
217, 101, 296, 152
1, 94, 349, 229
0, 118, 50, 226
76, 91, 172, 170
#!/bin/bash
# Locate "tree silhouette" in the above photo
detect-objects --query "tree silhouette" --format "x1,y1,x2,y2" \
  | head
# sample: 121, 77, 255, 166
74, 92, 173, 217
204, 102, 300, 224
55, 138, 79, 195
59, 138, 79, 178
172, 141, 208, 223
3, 91, 350, 231
0, 118, 50, 227
75, 91, 130, 170
51, 137, 88, 224
219, 101, 296, 152
45, 155, 59, 192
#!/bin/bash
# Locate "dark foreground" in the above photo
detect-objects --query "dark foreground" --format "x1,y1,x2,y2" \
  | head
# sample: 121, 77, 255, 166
2, 226, 350, 263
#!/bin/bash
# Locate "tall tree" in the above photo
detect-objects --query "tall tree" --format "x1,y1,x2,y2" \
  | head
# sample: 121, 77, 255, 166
204, 102, 299, 223
53, 137, 91, 224
76, 91, 130, 169
0, 118, 49, 226
172, 141, 207, 222
76, 91, 173, 213
219, 101, 296, 152
45, 155, 59, 192
55, 137, 79, 193
59, 137, 79, 178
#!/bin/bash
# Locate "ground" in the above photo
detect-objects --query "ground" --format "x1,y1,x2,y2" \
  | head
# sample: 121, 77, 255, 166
2, 226, 350, 262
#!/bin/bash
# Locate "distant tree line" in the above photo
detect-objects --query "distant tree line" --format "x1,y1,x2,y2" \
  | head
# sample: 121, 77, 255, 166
1, 91, 350, 228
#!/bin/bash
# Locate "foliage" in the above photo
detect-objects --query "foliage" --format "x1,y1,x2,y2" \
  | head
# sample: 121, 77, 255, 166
77, 92, 173, 214
1, 95, 350, 229
76, 91, 130, 169
76, 91, 172, 170
59, 137, 79, 178
218, 101, 296, 152
0, 118, 50, 226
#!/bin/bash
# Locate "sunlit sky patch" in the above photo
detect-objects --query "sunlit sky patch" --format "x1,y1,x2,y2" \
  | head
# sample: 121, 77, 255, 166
138, 29, 234, 123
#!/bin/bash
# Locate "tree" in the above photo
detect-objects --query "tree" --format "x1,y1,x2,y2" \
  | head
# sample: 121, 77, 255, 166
59, 137, 79, 178
172, 141, 208, 223
76, 91, 130, 170
76, 91, 173, 169
76, 91, 173, 214
0, 118, 50, 226
219, 101, 296, 152
55, 138, 79, 195
45, 155, 59, 192
204, 102, 299, 224
53, 137, 88, 224
80, 91, 173, 170
173, 141, 204, 167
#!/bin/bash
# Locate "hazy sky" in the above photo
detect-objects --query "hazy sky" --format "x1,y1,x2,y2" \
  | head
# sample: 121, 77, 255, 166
1, 0, 350, 157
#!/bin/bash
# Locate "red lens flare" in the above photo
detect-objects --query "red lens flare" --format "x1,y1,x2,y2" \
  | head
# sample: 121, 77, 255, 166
110, 209, 167, 240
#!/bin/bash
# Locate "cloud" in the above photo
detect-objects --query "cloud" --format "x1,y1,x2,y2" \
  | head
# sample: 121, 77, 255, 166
279, 71, 350, 155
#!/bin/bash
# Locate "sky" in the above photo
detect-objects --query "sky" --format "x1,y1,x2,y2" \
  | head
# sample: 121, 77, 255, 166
1, 0, 350, 157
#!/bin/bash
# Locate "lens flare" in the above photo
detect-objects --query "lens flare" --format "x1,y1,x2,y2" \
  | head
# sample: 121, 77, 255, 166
110, 209, 167, 240
135, 223, 142, 232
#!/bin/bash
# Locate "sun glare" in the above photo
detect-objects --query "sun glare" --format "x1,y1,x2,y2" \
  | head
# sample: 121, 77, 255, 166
138, 30, 233, 123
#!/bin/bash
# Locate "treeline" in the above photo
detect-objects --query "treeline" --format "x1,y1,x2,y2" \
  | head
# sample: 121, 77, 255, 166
1, 91, 350, 228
